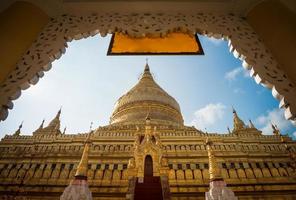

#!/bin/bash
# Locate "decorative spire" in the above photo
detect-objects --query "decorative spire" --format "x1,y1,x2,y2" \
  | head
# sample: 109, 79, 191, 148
63, 126, 66, 134
39, 119, 45, 129
45, 108, 62, 133
271, 123, 281, 136
36, 119, 45, 131
89, 122, 93, 132
204, 139, 237, 200
227, 126, 231, 134
75, 131, 92, 178
57, 107, 62, 116
145, 58, 150, 71
205, 138, 222, 181
141, 61, 152, 79
248, 119, 256, 129
13, 121, 23, 136
60, 131, 93, 200
33, 119, 45, 135
232, 108, 245, 132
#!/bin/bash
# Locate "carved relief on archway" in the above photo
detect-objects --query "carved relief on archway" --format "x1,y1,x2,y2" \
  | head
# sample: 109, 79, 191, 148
127, 125, 162, 178
126, 123, 170, 180
0, 12, 295, 124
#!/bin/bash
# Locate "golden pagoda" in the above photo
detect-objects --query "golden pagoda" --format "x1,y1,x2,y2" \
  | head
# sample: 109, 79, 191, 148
0, 63, 296, 200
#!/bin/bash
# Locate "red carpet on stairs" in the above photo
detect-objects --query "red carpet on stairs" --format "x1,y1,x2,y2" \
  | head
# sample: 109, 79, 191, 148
134, 176, 163, 200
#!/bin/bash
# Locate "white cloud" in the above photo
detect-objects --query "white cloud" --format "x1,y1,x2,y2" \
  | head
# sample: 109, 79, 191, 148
233, 88, 245, 94
256, 108, 291, 135
225, 67, 249, 81
293, 131, 296, 137
225, 67, 242, 81
207, 37, 224, 46
191, 103, 226, 130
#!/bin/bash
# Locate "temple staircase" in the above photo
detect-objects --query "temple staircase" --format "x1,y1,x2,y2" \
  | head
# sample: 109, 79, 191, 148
134, 176, 163, 200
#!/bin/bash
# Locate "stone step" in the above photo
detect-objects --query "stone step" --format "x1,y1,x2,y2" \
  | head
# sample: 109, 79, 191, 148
134, 176, 163, 200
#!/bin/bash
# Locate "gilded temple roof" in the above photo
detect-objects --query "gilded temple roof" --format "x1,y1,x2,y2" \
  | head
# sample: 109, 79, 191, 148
110, 63, 183, 125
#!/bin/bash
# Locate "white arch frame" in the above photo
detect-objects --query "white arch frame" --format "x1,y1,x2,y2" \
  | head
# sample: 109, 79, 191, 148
0, 12, 295, 124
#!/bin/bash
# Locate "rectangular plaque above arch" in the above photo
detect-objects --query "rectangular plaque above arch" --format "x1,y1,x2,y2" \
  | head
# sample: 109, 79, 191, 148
107, 32, 204, 55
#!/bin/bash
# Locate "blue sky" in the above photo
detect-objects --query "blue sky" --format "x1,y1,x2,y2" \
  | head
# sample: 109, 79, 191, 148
0, 34, 295, 138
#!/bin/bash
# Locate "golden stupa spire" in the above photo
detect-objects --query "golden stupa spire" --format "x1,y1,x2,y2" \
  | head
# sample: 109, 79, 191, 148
142, 60, 153, 79
75, 131, 92, 178
145, 58, 149, 70
206, 138, 222, 181
232, 108, 245, 131
13, 121, 23, 136
110, 62, 183, 125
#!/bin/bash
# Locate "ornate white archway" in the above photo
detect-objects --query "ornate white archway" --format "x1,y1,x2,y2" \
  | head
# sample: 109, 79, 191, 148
0, 12, 295, 124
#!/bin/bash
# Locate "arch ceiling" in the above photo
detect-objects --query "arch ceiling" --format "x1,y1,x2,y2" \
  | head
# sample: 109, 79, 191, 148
0, 0, 262, 17
0, 0, 295, 125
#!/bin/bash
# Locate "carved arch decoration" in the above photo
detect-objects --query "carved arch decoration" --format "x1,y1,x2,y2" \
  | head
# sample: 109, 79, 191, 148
0, 12, 295, 124
138, 152, 161, 177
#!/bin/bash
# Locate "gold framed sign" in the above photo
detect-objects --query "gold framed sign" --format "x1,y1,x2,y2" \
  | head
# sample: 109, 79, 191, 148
107, 32, 204, 55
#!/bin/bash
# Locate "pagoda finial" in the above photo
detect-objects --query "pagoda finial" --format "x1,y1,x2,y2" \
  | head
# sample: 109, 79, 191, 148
40, 119, 45, 128
63, 126, 66, 134
205, 138, 222, 181
144, 60, 150, 72
57, 106, 62, 117
75, 131, 92, 178
53, 108, 61, 122
271, 122, 281, 136
38, 119, 45, 130
249, 119, 256, 129
32, 119, 45, 135
89, 122, 93, 132
232, 108, 245, 132
232, 106, 236, 114
140, 60, 153, 80
227, 126, 231, 134
13, 121, 23, 136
